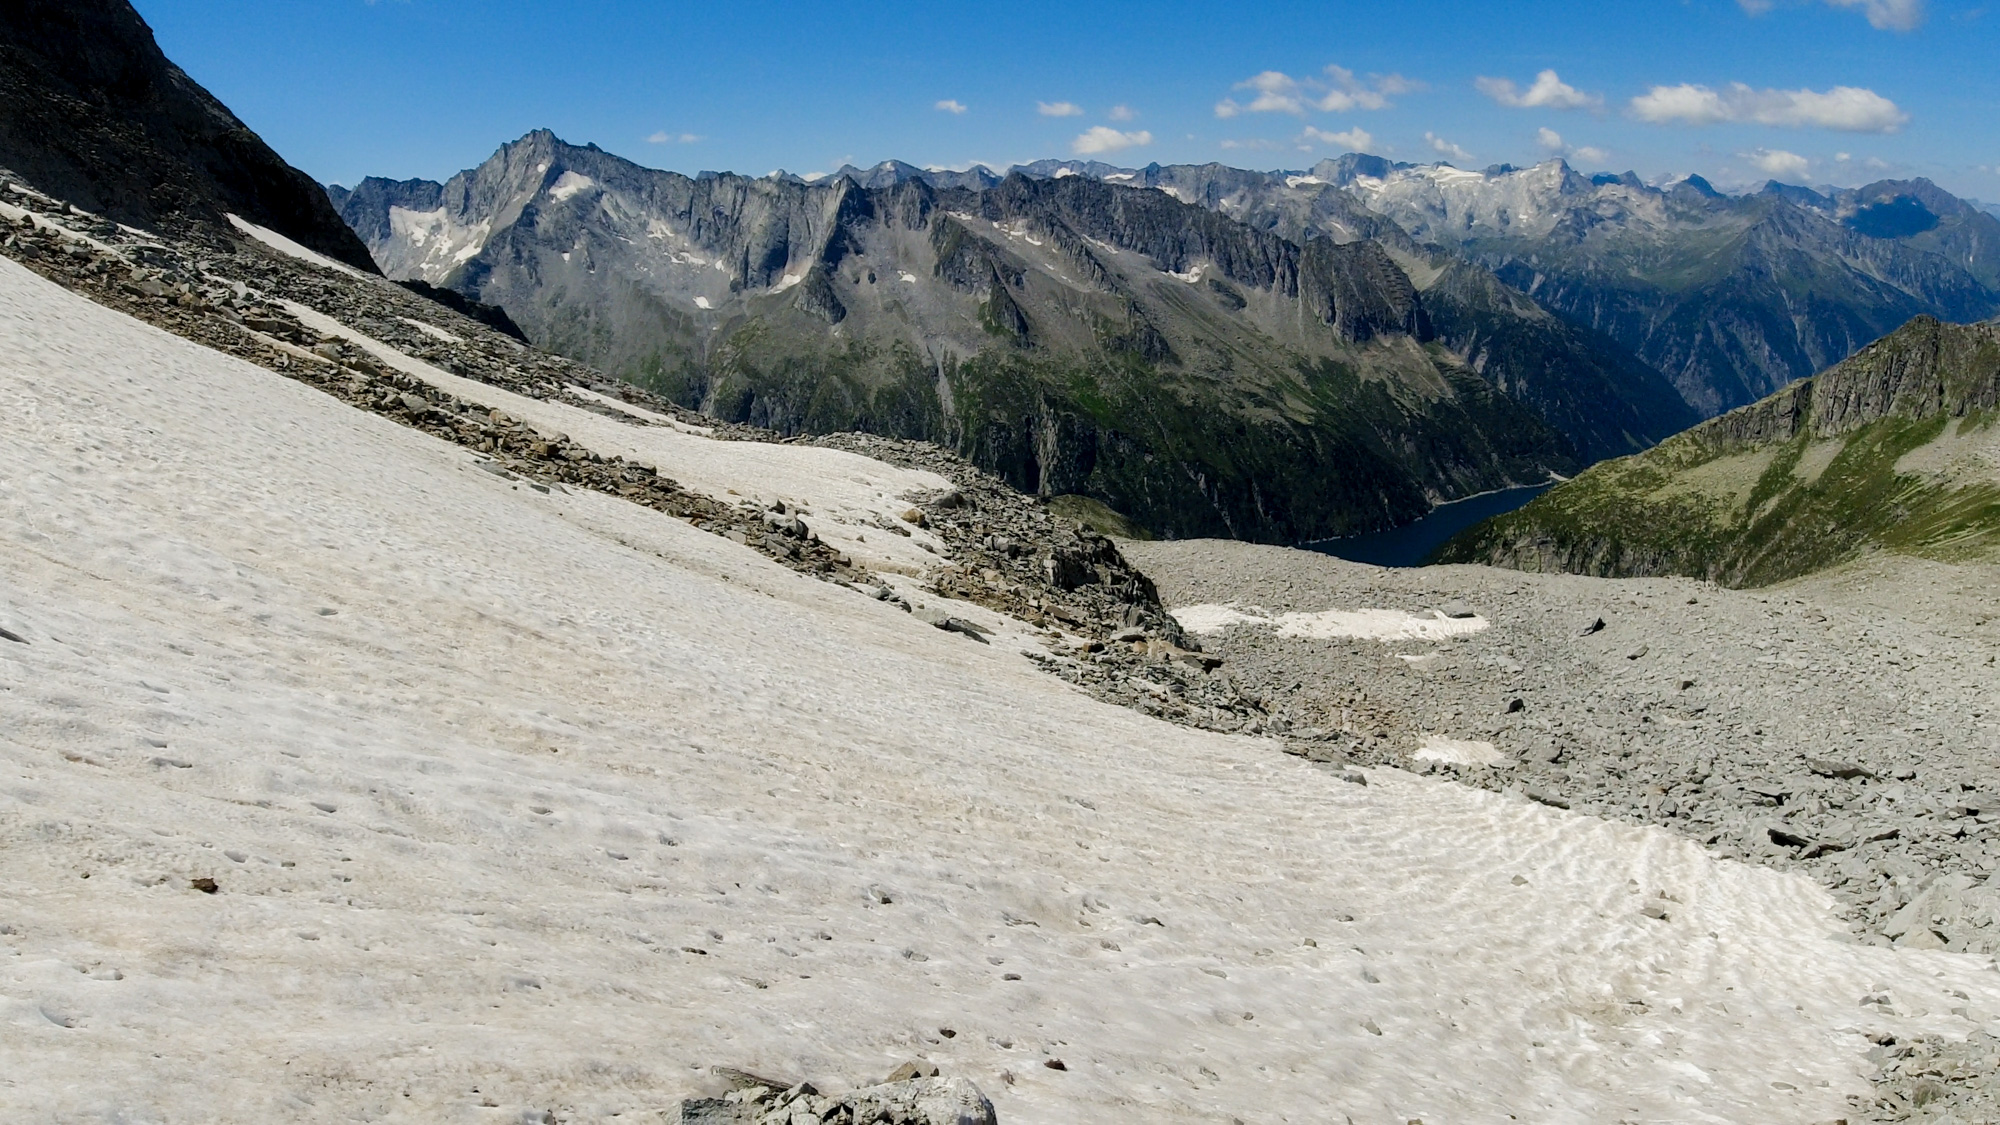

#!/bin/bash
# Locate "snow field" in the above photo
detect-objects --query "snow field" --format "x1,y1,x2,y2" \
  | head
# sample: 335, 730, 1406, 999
276, 299, 955, 576
3, 258, 1999, 1123
1172, 603, 1491, 644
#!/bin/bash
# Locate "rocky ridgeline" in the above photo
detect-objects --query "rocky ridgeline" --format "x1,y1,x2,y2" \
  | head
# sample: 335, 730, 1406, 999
0, 174, 1267, 739
682, 1064, 995, 1125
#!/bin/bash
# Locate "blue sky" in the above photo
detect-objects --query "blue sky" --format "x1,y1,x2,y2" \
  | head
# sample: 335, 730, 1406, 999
135, 0, 1999, 198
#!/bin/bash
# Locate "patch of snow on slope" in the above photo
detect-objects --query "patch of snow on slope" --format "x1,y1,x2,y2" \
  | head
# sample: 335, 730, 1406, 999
397, 316, 461, 344
1171, 603, 1490, 642
770, 273, 803, 293
4, 258, 1998, 1123
277, 299, 951, 575
226, 215, 368, 279
548, 171, 597, 203
693, 296, 712, 309
1415, 736, 1509, 767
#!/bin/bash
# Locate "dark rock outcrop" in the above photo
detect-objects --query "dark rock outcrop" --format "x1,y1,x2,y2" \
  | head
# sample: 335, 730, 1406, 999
0, 0, 376, 273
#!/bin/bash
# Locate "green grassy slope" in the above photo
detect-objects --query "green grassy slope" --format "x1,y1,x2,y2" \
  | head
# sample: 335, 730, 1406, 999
1437, 317, 2000, 585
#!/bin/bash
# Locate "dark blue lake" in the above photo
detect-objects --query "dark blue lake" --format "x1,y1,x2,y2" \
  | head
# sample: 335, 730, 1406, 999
1305, 482, 1553, 568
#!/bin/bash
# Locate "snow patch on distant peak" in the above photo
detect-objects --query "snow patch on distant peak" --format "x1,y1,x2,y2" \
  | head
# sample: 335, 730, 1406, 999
1285, 175, 1327, 189
548, 171, 597, 203
1102, 172, 1135, 182
693, 296, 712, 310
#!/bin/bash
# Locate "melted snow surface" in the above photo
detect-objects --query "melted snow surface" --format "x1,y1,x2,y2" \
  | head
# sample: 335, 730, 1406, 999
1172, 603, 1491, 643
4, 258, 2000, 1123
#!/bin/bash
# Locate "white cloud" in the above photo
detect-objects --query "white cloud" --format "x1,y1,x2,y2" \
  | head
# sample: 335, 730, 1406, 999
1073, 126, 1153, 155
1214, 64, 1404, 118
1630, 82, 1907, 132
1219, 138, 1285, 151
647, 132, 702, 144
1107, 105, 1137, 122
1739, 0, 1926, 30
1300, 125, 1375, 151
1743, 147, 1813, 179
1536, 127, 1609, 166
1426, 132, 1476, 163
934, 99, 968, 115
1476, 70, 1602, 110
1038, 101, 1084, 117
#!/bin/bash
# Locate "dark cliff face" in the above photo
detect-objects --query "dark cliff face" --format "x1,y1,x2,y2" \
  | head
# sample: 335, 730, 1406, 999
0, 0, 376, 273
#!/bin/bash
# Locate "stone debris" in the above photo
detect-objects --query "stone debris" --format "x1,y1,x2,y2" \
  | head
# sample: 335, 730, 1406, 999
680, 1068, 996, 1125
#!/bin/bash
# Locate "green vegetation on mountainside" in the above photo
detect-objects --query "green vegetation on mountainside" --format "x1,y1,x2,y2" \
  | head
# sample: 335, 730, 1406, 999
1438, 317, 2000, 585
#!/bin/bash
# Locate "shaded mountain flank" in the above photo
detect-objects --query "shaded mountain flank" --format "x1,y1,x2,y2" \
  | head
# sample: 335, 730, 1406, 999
0, 0, 375, 273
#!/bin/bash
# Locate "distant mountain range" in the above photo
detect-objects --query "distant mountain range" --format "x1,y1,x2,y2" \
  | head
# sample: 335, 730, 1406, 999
331, 133, 1610, 541
801, 154, 2000, 420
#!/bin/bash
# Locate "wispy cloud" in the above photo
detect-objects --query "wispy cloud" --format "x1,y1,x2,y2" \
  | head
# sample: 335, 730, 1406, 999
1107, 105, 1137, 122
1739, 0, 1926, 30
935, 99, 968, 115
1300, 125, 1375, 151
1219, 138, 1285, 151
1073, 126, 1153, 155
647, 131, 702, 144
1214, 64, 1408, 118
1630, 82, 1907, 132
1037, 101, 1084, 117
1426, 131, 1476, 163
1476, 70, 1602, 110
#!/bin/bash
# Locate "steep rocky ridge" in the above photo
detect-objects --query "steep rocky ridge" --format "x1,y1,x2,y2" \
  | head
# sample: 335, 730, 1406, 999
0, 0, 375, 273
331, 132, 1574, 543
1440, 316, 2000, 585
